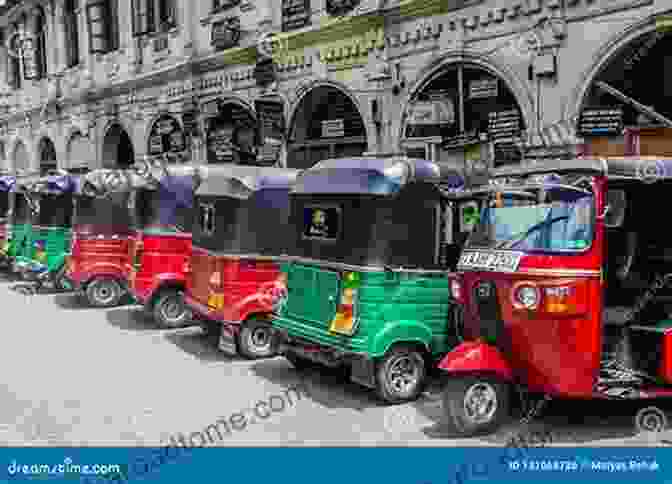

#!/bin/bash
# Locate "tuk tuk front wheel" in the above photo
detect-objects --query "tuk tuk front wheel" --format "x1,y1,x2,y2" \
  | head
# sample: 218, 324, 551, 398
153, 289, 191, 328
85, 277, 123, 308
375, 345, 427, 404
442, 376, 510, 437
238, 318, 277, 359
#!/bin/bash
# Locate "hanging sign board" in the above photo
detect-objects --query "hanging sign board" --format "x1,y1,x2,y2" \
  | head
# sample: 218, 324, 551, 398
469, 78, 498, 99
488, 110, 521, 141
321, 119, 345, 138
578, 107, 623, 136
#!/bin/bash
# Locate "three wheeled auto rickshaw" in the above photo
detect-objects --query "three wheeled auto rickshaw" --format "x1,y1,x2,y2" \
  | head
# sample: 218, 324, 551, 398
123, 160, 200, 327
271, 156, 486, 403
65, 169, 137, 307
15, 171, 78, 289
439, 156, 672, 436
9, 173, 45, 274
184, 165, 300, 359
0, 174, 15, 268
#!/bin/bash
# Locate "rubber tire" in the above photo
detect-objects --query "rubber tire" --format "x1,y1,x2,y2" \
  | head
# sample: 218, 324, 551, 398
285, 352, 315, 371
442, 376, 510, 437
375, 345, 427, 404
237, 318, 277, 359
152, 289, 191, 328
85, 277, 123, 308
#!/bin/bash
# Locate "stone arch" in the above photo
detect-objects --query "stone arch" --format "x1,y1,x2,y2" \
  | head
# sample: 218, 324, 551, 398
37, 136, 57, 174
101, 122, 135, 168
398, 49, 534, 150
204, 96, 258, 164
566, 11, 672, 125
66, 129, 93, 171
285, 80, 369, 169
143, 112, 187, 161
11, 138, 32, 173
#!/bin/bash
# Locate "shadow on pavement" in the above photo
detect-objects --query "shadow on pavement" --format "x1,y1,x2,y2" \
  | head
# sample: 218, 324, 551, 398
251, 358, 382, 412
53, 293, 90, 310
416, 397, 654, 445
105, 307, 158, 331
163, 326, 241, 362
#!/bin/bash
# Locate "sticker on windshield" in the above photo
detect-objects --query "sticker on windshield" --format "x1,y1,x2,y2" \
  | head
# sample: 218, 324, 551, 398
458, 250, 523, 272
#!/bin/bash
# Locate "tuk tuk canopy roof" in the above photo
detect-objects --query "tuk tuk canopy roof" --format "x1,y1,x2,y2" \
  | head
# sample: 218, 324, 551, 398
0, 175, 15, 192
196, 165, 301, 199
292, 157, 464, 196
29, 173, 80, 194
491, 157, 672, 181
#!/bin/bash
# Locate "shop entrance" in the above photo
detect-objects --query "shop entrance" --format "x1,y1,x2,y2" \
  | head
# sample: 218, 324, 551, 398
102, 124, 135, 168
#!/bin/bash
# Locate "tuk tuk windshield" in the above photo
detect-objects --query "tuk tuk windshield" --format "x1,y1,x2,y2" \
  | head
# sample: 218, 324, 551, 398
37, 193, 74, 227
12, 194, 32, 224
466, 180, 595, 253
75, 192, 134, 235
0, 192, 8, 218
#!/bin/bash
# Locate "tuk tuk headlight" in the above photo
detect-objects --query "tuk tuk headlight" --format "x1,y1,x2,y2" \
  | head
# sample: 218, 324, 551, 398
514, 284, 540, 309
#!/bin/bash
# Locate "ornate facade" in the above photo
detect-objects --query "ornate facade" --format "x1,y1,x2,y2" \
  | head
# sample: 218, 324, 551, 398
0, 0, 670, 175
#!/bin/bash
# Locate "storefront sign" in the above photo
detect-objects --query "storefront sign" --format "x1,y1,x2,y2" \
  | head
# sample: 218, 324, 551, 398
469, 79, 498, 99
325, 0, 361, 16
282, 0, 311, 31
211, 17, 241, 50
407, 100, 455, 125
255, 98, 285, 142
321, 119, 345, 138
488, 110, 521, 141
578, 107, 623, 136
148, 115, 186, 155
254, 58, 277, 86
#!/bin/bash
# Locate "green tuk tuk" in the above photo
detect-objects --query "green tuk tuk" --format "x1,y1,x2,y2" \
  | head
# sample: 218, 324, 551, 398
0, 174, 15, 268
7, 173, 42, 271
271, 157, 483, 403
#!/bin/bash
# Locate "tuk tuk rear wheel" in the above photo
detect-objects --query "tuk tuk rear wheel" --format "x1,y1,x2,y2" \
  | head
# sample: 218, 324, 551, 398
238, 318, 277, 359
442, 376, 510, 437
153, 289, 191, 328
375, 345, 427, 404
86, 277, 123, 308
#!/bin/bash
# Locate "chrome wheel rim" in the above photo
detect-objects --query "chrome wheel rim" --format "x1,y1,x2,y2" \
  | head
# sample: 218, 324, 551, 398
249, 325, 271, 352
160, 296, 186, 324
463, 382, 498, 425
387, 354, 421, 395
93, 281, 117, 305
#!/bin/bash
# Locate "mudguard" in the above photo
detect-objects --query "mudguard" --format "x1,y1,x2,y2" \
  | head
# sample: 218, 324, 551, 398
437, 341, 513, 381
149, 273, 186, 300
82, 263, 127, 284
370, 320, 433, 358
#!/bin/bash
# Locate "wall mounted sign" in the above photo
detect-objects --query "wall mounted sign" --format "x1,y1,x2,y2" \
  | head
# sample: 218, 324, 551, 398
325, 0, 361, 16
282, 0, 311, 31
578, 107, 623, 136
148, 115, 186, 155
469, 78, 498, 99
208, 125, 235, 163
321, 119, 345, 138
488, 110, 521, 141
255, 98, 285, 142
211, 17, 241, 50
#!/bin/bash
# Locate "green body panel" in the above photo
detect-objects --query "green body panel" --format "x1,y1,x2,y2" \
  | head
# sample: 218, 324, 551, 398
19, 227, 71, 272
7, 223, 32, 260
273, 263, 454, 359
15, 226, 48, 263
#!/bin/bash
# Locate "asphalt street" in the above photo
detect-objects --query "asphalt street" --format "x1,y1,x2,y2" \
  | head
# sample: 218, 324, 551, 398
0, 273, 670, 447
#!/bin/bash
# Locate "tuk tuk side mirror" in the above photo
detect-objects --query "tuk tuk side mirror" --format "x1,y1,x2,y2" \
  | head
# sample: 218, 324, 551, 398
602, 189, 626, 228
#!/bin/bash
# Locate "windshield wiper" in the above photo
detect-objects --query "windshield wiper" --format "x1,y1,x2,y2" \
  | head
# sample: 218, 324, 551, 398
493, 216, 570, 250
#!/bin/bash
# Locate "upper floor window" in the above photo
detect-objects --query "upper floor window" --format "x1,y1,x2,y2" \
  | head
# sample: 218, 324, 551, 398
31, 7, 47, 80
132, 0, 176, 36
5, 26, 22, 89
64, 0, 80, 67
86, 0, 119, 54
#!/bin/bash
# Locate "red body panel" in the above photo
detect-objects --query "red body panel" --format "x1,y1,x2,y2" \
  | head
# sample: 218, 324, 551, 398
441, 177, 607, 399
185, 246, 283, 330
127, 231, 192, 305
67, 234, 132, 287
438, 341, 513, 381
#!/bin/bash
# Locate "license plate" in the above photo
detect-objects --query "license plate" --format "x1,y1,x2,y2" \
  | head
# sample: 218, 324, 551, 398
208, 293, 224, 309
458, 250, 523, 273
218, 325, 237, 355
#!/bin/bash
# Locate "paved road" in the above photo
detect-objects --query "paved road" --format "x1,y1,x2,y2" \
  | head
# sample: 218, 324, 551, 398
0, 273, 670, 447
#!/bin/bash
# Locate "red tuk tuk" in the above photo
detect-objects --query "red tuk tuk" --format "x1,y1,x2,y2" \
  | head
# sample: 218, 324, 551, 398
184, 166, 299, 359
124, 161, 200, 327
66, 169, 136, 307
439, 157, 672, 436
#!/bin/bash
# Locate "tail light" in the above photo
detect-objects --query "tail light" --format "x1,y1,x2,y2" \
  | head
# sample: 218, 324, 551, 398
329, 271, 361, 336
511, 281, 540, 310
133, 240, 144, 268
543, 286, 572, 313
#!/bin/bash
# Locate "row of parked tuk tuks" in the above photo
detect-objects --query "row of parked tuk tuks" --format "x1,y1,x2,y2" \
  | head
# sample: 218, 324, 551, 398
3, 155, 672, 437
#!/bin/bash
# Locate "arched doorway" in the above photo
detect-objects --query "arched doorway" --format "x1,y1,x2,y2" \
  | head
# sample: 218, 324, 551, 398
38, 137, 57, 174
102, 124, 135, 168
205, 100, 258, 165
12, 141, 29, 173
67, 131, 93, 172
402, 62, 526, 170
287, 86, 367, 169
579, 28, 672, 156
